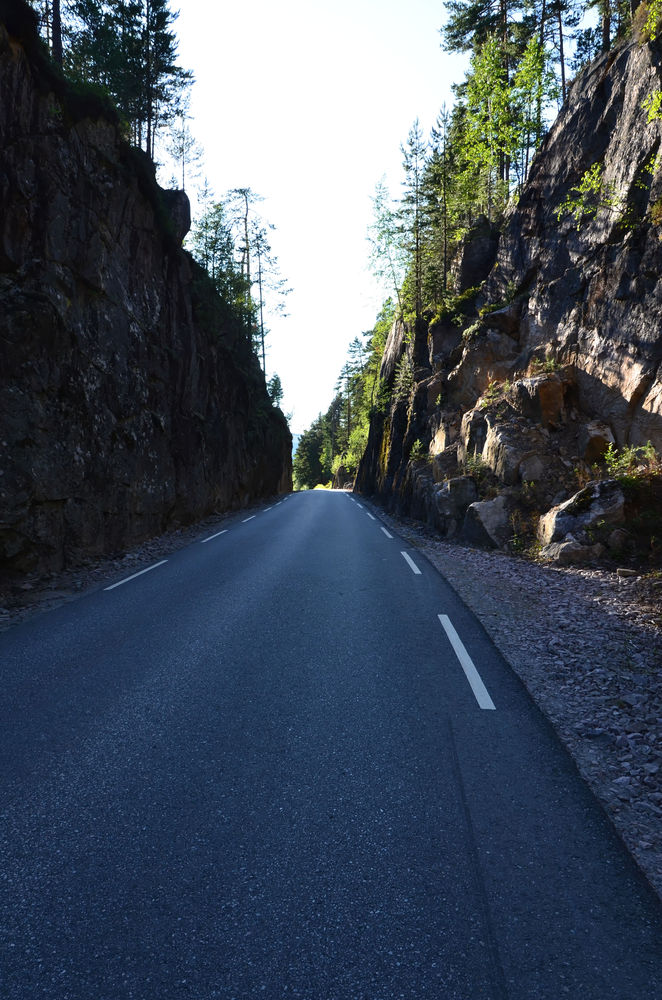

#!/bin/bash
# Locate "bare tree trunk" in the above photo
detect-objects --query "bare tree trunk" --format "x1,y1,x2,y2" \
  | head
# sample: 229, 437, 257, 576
558, 8, 567, 103
601, 0, 611, 52
52, 0, 62, 66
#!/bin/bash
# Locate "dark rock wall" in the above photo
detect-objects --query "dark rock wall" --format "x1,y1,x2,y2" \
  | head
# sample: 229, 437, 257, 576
357, 35, 662, 532
0, 12, 291, 579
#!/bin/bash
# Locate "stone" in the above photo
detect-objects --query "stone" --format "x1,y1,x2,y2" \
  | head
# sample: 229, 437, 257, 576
462, 495, 510, 548
482, 420, 545, 485
539, 537, 601, 566
607, 528, 630, 551
538, 480, 625, 546
519, 455, 547, 481
511, 375, 566, 428
579, 420, 616, 464
433, 476, 478, 535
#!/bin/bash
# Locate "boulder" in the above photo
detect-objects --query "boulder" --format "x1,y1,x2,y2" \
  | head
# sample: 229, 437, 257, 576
519, 454, 548, 482
482, 421, 541, 485
538, 480, 625, 546
433, 476, 478, 536
511, 374, 566, 428
462, 495, 510, 548
578, 420, 616, 464
540, 537, 606, 565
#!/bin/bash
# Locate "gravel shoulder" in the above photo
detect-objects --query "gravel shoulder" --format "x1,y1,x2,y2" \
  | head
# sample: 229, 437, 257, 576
2, 492, 662, 901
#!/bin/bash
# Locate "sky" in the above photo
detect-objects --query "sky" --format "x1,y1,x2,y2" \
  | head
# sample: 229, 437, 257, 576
173, 0, 467, 435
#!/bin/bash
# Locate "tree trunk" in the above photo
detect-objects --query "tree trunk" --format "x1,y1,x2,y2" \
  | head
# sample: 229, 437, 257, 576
601, 0, 611, 53
558, 9, 567, 103
51, 0, 62, 66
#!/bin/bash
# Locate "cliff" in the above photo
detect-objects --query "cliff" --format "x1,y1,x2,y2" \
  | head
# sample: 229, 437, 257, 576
357, 33, 662, 567
0, 2, 291, 583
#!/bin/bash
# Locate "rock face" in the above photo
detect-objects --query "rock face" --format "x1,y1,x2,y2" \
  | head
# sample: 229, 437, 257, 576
0, 9, 291, 581
356, 34, 662, 557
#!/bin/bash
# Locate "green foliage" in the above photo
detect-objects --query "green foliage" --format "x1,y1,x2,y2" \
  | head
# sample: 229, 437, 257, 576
267, 374, 283, 407
479, 378, 511, 407
63, 0, 192, 159
604, 442, 660, 484
556, 162, 628, 229
529, 352, 561, 373
392, 354, 414, 403
294, 305, 391, 485
643, 90, 662, 122
409, 439, 428, 462
644, 0, 662, 41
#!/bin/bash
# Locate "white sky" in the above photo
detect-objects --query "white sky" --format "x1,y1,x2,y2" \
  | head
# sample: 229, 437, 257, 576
173, 0, 466, 435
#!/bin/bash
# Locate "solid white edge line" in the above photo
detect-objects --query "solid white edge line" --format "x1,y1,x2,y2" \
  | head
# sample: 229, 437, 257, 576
366, 513, 376, 521
381, 527, 393, 539
242, 515, 256, 523
438, 614, 496, 711
105, 560, 168, 591
200, 529, 228, 544
401, 551, 422, 575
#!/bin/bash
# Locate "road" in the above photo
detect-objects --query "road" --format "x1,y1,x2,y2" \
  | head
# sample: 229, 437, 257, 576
1, 489, 662, 999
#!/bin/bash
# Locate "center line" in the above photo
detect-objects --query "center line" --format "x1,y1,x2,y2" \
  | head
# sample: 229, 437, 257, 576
242, 515, 256, 523
105, 560, 168, 591
381, 527, 393, 539
401, 551, 422, 575
438, 615, 496, 711
200, 529, 228, 544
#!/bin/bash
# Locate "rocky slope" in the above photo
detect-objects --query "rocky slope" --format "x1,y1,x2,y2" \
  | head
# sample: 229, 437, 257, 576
357, 33, 662, 570
0, 2, 291, 586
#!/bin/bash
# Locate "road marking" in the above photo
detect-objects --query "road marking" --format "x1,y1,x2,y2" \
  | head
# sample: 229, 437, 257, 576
275, 501, 282, 506
381, 527, 393, 539
438, 614, 496, 711
105, 560, 168, 591
367, 512, 376, 520
263, 507, 272, 512
242, 515, 256, 523
356, 503, 363, 509
200, 529, 228, 544
401, 551, 422, 575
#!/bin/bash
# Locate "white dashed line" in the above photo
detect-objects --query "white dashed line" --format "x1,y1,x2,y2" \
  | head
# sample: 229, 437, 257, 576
242, 516, 256, 523
438, 614, 496, 711
263, 507, 273, 512
105, 560, 168, 591
356, 503, 363, 509
381, 527, 393, 539
366, 513, 376, 521
401, 551, 422, 575
200, 529, 228, 544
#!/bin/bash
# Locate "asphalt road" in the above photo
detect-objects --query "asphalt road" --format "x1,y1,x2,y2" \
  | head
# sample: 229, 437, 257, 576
2, 489, 662, 999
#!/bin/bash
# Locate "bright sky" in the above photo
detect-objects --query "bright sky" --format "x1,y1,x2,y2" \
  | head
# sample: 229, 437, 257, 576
174, 0, 466, 435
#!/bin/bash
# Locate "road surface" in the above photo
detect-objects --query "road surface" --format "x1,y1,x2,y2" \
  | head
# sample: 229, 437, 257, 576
1, 489, 662, 999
